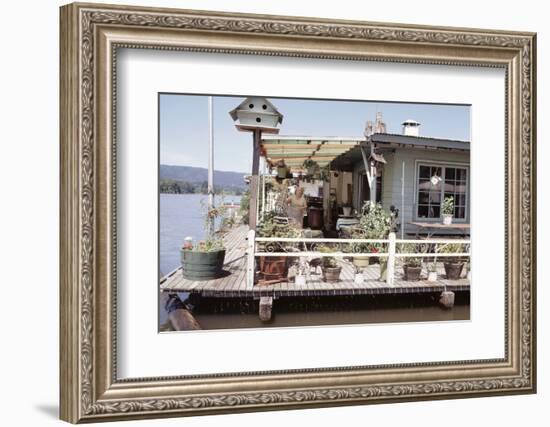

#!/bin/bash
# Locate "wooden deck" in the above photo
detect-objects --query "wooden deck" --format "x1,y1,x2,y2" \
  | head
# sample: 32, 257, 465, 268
160, 225, 470, 298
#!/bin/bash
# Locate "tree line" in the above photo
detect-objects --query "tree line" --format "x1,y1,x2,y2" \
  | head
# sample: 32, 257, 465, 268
159, 179, 245, 196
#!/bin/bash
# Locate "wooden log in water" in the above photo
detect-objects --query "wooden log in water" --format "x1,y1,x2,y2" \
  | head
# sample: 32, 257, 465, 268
161, 293, 202, 331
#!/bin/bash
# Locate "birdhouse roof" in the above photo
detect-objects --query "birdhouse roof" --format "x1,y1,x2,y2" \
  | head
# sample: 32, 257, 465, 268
229, 97, 284, 124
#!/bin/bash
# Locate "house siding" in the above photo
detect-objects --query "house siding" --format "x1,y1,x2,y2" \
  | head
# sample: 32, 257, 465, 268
352, 148, 469, 236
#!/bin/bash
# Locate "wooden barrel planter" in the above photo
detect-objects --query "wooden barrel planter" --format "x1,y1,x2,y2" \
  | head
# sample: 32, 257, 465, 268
180, 249, 226, 280
259, 256, 288, 281
444, 261, 464, 280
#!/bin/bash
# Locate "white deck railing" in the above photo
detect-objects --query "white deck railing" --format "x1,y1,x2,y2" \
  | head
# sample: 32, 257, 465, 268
247, 230, 470, 287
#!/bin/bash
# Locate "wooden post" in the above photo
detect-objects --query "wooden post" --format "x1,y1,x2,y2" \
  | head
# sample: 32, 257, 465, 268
249, 129, 261, 230
259, 296, 273, 322
361, 145, 376, 202
439, 291, 455, 309
246, 229, 256, 288
386, 232, 396, 286
370, 160, 377, 203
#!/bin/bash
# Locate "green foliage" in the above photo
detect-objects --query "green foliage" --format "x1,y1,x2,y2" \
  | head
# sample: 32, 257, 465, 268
438, 242, 468, 263
319, 165, 331, 182
159, 179, 244, 195
159, 179, 196, 194
442, 196, 454, 215
196, 239, 225, 252
398, 242, 426, 267
357, 201, 392, 239
256, 212, 301, 238
303, 159, 318, 169
317, 245, 339, 268
349, 228, 379, 254
239, 190, 250, 225
257, 212, 302, 253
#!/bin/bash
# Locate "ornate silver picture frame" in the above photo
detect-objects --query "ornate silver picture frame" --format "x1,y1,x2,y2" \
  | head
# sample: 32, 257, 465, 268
60, 2, 536, 423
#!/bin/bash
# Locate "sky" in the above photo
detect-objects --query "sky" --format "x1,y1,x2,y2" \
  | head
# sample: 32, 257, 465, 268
160, 94, 470, 174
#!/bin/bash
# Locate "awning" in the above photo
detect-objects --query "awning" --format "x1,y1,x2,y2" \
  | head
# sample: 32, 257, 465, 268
261, 135, 365, 172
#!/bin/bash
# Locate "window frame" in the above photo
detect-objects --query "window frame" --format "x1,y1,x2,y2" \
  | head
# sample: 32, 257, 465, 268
413, 160, 470, 223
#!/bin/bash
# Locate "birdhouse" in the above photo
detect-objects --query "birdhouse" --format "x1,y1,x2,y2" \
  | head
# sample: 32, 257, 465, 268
229, 97, 283, 134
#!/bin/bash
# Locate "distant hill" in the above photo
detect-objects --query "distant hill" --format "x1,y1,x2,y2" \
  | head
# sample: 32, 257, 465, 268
160, 164, 247, 190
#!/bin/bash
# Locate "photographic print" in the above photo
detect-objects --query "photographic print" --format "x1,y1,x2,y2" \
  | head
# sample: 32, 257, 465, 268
159, 95, 471, 331
60, 3, 536, 422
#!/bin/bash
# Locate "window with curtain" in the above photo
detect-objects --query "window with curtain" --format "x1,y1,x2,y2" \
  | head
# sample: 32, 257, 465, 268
417, 164, 467, 220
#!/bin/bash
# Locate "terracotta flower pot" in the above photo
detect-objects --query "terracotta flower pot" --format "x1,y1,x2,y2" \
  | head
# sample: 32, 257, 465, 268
403, 264, 421, 281
322, 266, 342, 282
259, 256, 288, 281
444, 261, 464, 280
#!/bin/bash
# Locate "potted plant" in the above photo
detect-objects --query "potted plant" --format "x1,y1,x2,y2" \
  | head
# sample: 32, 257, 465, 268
349, 230, 378, 270
276, 159, 289, 179
256, 212, 301, 283
354, 201, 393, 280
302, 159, 319, 177
442, 196, 454, 225
341, 203, 353, 217
438, 242, 468, 279
318, 246, 342, 282
180, 204, 227, 280
399, 243, 423, 281
320, 165, 331, 182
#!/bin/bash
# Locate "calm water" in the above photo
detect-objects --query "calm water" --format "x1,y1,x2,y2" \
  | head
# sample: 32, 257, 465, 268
159, 193, 241, 275
188, 294, 470, 330
159, 193, 469, 329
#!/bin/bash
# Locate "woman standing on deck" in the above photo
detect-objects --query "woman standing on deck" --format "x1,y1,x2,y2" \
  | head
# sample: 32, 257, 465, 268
287, 187, 307, 229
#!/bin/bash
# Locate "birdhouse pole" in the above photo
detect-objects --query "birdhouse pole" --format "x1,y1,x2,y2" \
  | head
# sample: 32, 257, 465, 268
249, 128, 261, 230
228, 96, 283, 231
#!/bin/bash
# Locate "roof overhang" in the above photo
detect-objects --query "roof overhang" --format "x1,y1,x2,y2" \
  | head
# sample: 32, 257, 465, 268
261, 135, 365, 172
370, 133, 470, 151
330, 133, 470, 171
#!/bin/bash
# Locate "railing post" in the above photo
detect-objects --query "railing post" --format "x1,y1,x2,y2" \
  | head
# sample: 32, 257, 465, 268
246, 229, 256, 288
386, 232, 396, 286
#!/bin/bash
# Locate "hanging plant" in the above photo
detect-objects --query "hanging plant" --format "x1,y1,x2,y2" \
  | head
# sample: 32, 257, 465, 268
276, 159, 289, 179
302, 159, 319, 177
320, 165, 331, 182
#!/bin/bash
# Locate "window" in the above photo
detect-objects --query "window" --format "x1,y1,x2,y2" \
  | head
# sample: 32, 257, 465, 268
417, 164, 467, 220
